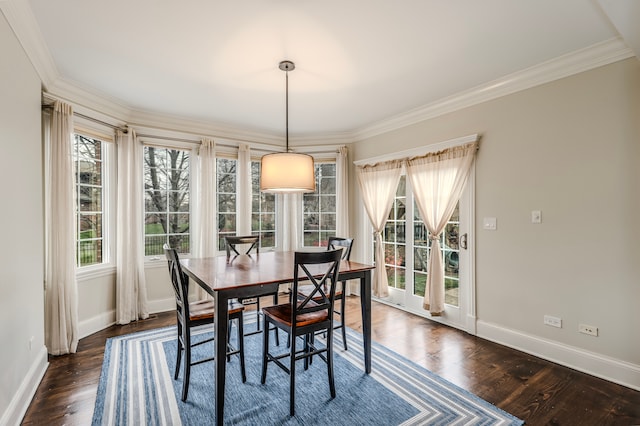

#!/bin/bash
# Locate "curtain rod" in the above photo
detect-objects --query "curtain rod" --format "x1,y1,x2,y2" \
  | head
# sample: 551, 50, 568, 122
42, 104, 128, 133
137, 133, 341, 156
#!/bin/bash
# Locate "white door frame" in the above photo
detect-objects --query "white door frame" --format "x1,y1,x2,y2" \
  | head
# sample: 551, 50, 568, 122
356, 134, 478, 335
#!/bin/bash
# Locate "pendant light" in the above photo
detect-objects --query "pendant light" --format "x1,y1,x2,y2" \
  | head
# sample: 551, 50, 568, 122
260, 60, 316, 193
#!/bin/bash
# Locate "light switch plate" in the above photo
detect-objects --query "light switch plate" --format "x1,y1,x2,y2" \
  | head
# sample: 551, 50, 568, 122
483, 217, 497, 230
531, 210, 541, 223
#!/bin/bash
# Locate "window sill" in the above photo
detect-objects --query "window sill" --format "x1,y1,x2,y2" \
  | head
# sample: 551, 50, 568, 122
145, 257, 168, 269
76, 264, 116, 282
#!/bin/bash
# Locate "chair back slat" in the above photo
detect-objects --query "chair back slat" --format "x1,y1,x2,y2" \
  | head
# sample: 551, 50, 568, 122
292, 249, 343, 321
225, 235, 260, 259
327, 237, 353, 260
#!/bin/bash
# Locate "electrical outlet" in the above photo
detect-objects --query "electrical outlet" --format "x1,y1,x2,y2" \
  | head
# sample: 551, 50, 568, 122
579, 324, 598, 336
544, 315, 562, 328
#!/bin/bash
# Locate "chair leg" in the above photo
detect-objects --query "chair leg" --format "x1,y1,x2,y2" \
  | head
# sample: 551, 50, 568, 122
182, 335, 191, 402
303, 334, 310, 370
289, 331, 296, 417
273, 294, 280, 346
308, 333, 314, 366
274, 326, 280, 346
174, 337, 182, 380
340, 290, 348, 351
174, 319, 183, 380
227, 320, 233, 362
260, 316, 269, 384
327, 328, 336, 399
237, 317, 246, 383
256, 298, 262, 331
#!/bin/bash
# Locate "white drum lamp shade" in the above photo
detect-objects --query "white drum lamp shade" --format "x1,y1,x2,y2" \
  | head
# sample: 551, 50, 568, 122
260, 152, 315, 193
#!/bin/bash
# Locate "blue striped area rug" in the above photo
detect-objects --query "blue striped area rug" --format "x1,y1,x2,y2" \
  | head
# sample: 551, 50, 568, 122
92, 318, 524, 425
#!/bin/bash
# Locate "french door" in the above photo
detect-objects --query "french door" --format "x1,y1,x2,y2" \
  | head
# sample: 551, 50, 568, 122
376, 172, 475, 333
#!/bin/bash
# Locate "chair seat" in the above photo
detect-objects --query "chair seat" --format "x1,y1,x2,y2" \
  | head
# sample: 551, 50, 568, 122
188, 299, 244, 322
263, 302, 328, 328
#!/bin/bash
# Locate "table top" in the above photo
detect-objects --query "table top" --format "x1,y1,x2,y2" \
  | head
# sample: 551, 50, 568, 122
181, 250, 374, 293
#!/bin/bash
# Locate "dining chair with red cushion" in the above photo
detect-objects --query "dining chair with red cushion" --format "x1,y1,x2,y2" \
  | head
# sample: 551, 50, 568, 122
225, 235, 279, 344
164, 244, 246, 402
260, 248, 343, 416
297, 237, 353, 350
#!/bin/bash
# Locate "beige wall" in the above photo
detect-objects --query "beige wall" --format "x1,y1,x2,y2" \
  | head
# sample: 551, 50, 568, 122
351, 58, 640, 372
0, 12, 47, 424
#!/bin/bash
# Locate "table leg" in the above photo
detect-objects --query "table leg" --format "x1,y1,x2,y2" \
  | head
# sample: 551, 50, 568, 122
360, 270, 372, 373
214, 292, 229, 426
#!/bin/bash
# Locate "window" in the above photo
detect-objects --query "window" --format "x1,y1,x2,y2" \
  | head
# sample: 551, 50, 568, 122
73, 134, 106, 267
251, 161, 276, 249
143, 147, 190, 255
217, 158, 237, 251
303, 162, 337, 247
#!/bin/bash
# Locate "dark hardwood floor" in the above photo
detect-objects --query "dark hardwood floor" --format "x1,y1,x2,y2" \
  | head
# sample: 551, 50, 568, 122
22, 297, 640, 425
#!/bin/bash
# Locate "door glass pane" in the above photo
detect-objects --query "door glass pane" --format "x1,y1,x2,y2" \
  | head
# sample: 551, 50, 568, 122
412, 199, 460, 306
382, 176, 406, 290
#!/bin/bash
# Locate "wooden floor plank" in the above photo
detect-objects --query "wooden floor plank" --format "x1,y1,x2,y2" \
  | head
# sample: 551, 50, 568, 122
21, 297, 640, 425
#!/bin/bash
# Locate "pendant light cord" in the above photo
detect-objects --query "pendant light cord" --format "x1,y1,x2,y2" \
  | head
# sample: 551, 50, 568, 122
285, 69, 289, 152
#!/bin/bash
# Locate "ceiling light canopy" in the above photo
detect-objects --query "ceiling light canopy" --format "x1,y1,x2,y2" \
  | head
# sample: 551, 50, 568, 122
260, 61, 316, 194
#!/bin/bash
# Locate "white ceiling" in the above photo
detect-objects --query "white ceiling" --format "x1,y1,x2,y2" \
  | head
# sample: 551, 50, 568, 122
17, 0, 639, 139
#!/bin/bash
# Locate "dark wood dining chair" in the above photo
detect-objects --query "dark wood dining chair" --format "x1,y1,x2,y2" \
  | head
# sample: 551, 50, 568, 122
260, 248, 343, 416
163, 245, 246, 402
225, 235, 279, 344
297, 237, 354, 350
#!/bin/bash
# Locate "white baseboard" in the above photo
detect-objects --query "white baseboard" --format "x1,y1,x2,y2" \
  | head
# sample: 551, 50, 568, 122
78, 298, 174, 339
78, 310, 116, 339
147, 297, 175, 314
0, 347, 48, 426
477, 320, 640, 391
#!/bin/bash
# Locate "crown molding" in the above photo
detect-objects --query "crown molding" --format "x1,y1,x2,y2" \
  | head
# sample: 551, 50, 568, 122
0, 0, 58, 88
128, 108, 353, 146
129, 109, 284, 145
353, 37, 635, 141
46, 78, 133, 124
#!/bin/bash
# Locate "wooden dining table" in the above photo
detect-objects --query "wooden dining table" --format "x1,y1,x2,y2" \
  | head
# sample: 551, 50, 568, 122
180, 250, 375, 425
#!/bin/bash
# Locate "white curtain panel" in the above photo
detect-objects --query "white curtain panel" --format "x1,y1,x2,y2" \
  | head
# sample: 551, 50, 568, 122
406, 142, 477, 315
356, 160, 403, 298
281, 193, 302, 251
44, 101, 79, 355
236, 143, 252, 236
115, 129, 149, 324
337, 146, 356, 295
336, 146, 350, 238
192, 138, 217, 299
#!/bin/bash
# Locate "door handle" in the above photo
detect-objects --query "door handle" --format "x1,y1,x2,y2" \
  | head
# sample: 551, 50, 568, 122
460, 233, 468, 250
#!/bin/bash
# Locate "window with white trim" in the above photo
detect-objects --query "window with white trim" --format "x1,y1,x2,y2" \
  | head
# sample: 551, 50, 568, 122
143, 146, 191, 255
217, 158, 237, 251
302, 162, 336, 247
73, 133, 106, 267
251, 161, 276, 249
